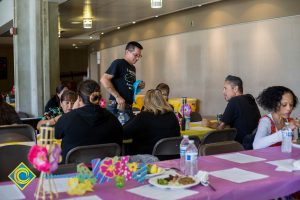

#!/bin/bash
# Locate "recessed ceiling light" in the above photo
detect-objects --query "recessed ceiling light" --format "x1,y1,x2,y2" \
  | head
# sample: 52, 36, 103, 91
198, 4, 202, 7
117, 27, 120, 29
89, 36, 93, 39
75, 46, 78, 49
72, 43, 76, 47
101, 32, 104, 35
155, 15, 159, 18
71, 21, 81, 24
132, 21, 136, 24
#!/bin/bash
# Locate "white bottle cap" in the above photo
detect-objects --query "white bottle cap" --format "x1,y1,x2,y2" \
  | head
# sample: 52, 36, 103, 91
188, 140, 194, 144
183, 135, 189, 138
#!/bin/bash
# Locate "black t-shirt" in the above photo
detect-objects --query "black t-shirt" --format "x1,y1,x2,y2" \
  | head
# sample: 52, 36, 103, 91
45, 96, 59, 112
221, 94, 261, 144
105, 59, 136, 105
123, 111, 180, 155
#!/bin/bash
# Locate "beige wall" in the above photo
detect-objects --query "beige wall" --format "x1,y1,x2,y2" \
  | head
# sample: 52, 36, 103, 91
0, 45, 14, 93
98, 0, 300, 117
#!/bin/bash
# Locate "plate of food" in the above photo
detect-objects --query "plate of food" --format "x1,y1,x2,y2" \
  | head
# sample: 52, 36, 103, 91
148, 173, 201, 189
146, 164, 166, 178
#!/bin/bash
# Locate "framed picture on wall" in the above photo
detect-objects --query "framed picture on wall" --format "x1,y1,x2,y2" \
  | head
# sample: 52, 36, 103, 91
0, 57, 8, 79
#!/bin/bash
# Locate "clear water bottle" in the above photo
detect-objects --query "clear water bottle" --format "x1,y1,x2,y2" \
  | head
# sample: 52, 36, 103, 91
5, 94, 10, 103
185, 140, 198, 176
293, 118, 299, 143
281, 122, 292, 153
180, 135, 189, 172
117, 111, 126, 125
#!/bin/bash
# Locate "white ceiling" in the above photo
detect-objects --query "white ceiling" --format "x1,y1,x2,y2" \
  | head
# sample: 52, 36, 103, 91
0, 0, 224, 48
59, 0, 223, 39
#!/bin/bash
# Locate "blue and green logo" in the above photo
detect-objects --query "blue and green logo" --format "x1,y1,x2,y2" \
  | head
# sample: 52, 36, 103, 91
8, 162, 36, 190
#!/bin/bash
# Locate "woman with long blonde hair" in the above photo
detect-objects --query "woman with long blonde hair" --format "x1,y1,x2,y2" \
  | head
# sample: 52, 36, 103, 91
124, 89, 180, 155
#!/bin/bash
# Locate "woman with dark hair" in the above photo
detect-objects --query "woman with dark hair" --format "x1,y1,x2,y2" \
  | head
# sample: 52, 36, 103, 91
55, 80, 123, 163
37, 90, 77, 130
44, 83, 68, 112
0, 95, 22, 125
253, 86, 299, 149
123, 89, 180, 155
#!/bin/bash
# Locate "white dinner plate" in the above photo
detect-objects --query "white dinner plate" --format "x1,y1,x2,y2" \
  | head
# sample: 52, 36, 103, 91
148, 174, 201, 189
292, 143, 300, 149
145, 167, 166, 179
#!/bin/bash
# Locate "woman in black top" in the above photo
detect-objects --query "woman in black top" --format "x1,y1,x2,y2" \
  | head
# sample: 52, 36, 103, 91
55, 80, 123, 163
124, 89, 180, 155
44, 84, 68, 113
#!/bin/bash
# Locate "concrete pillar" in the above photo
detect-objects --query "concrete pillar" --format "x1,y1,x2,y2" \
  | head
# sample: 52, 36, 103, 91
13, 0, 59, 117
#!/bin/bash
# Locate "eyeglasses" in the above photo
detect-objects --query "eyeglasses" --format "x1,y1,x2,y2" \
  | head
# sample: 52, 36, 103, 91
130, 51, 142, 59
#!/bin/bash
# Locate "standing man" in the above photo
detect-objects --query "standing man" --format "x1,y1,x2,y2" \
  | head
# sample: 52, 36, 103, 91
100, 41, 145, 120
203, 75, 261, 146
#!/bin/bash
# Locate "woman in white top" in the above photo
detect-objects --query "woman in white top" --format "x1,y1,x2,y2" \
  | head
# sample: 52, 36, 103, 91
253, 86, 299, 149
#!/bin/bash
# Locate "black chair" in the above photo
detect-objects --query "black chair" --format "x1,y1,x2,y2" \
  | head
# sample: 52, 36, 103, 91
20, 117, 41, 130
152, 136, 201, 161
0, 124, 36, 144
65, 143, 121, 164
0, 145, 39, 182
199, 141, 245, 156
200, 128, 237, 145
190, 112, 202, 122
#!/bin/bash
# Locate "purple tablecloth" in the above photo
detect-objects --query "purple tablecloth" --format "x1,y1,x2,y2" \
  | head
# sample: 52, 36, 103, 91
1, 146, 300, 199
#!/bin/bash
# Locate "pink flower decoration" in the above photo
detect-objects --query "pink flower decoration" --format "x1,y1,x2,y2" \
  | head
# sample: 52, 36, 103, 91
28, 145, 50, 172
100, 159, 120, 179
119, 156, 132, 180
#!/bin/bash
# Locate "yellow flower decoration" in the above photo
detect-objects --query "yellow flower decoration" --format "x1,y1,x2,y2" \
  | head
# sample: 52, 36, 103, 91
128, 162, 138, 172
67, 177, 94, 196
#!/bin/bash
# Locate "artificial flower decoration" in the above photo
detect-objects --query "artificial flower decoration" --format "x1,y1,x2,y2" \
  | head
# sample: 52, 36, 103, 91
128, 162, 138, 172
99, 98, 106, 108
120, 156, 132, 181
28, 145, 50, 172
100, 158, 122, 179
67, 177, 93, 196
180, 103, 192, 117
49, 144, 61, 173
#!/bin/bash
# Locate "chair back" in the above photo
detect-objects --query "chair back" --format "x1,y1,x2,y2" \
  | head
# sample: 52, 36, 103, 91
152, 136, 201, 161
201, 128, 237, 145
0, 124, 36, 144
0, 145, 39, 181
65, 143, 121, 164
190, 112, 202, 122
21, 117, 41, 130
199, 141, 244, 156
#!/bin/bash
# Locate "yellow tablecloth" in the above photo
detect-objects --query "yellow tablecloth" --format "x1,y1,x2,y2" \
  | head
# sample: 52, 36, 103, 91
181, 122, 214, 140
0, 141, 35, 147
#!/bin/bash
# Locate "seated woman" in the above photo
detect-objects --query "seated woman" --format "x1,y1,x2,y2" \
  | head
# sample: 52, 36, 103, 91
37, 90, 77, 130
44, 83, 68, 113
55, 80, 123, 163
0, 95, 22, 125
124, 89, 180, 155
253, 86, 299, 149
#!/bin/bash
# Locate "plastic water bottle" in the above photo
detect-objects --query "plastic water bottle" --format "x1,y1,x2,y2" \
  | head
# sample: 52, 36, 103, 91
5, 94, 10, 103
185, 140, 198, 176
293, 118, 299, 143
180, 135, 189, 173
117, 111, 126, 125
281, 122, 292, 153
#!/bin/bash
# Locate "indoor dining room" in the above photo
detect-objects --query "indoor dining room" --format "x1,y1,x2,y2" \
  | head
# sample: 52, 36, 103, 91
1, 0, 300, 199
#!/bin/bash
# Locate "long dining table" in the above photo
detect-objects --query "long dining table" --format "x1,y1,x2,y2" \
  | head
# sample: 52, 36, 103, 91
1, 146, 300, 200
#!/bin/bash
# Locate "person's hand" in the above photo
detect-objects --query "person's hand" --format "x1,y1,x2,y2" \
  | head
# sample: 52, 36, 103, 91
116, 96, 126, 110
289, 119, 300, 131
138, 81, 145, 89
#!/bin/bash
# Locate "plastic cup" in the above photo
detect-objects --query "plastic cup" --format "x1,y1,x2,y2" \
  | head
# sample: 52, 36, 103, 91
115, 175, 125, 188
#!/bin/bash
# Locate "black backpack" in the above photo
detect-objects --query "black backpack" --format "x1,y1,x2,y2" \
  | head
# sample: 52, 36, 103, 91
242, 128, 257, 150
